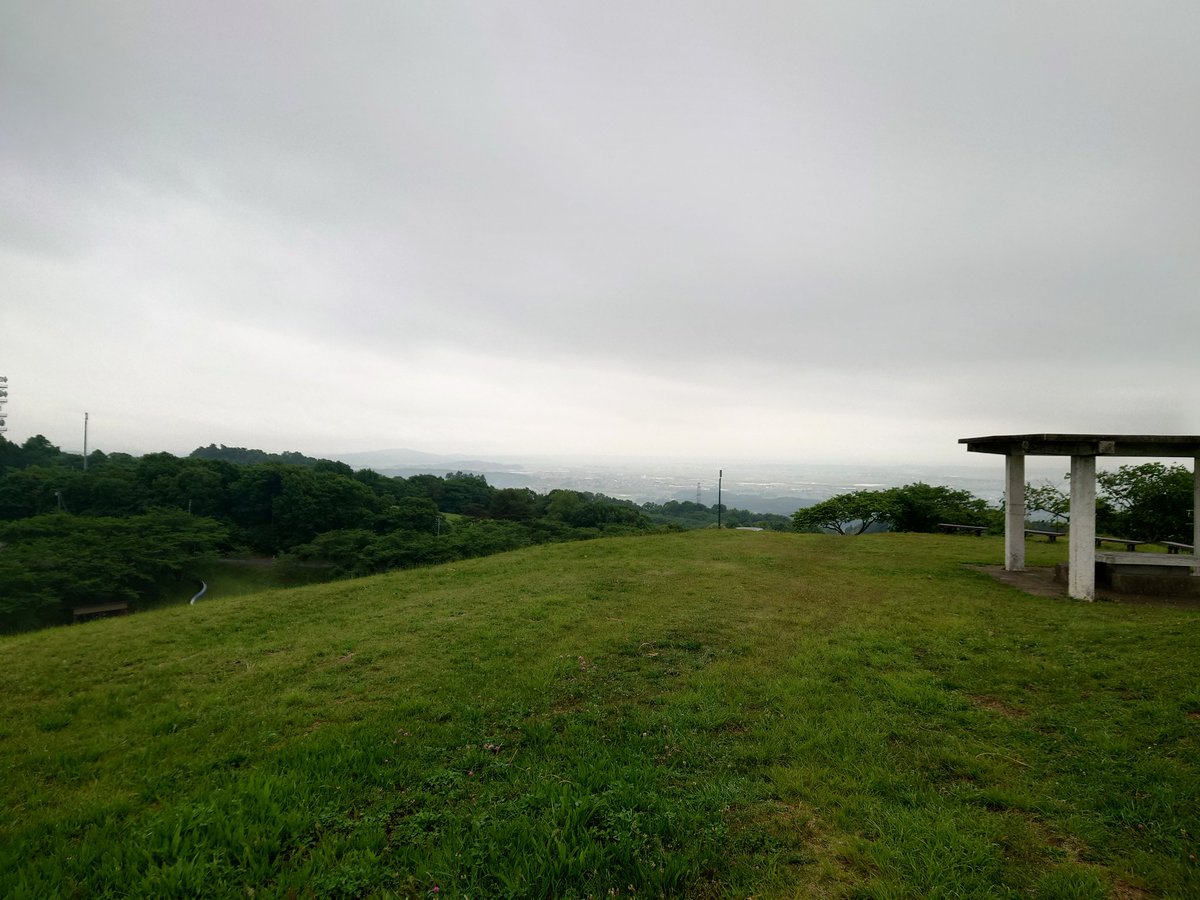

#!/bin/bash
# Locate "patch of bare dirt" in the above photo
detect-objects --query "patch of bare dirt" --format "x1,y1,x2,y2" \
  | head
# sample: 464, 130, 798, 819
971, 565, 1200, 608
1111, 881, 1154, 899
974, 565, 1066, 599
969, 694, 1027, 718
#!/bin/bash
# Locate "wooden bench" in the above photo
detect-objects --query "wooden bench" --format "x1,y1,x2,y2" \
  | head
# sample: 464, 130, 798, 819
1025, 529, 1065, 542
938, 523, 987, 536
1161, 540, 1195, 555
1095, 536, 1146, 551
72, 601, 130, 622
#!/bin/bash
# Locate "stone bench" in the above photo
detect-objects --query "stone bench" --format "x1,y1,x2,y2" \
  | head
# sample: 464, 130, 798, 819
938, 523, 987, 535
1025, 529, 1065, 542
1161, 540, 1195, 555
1094, 536, 1146, 551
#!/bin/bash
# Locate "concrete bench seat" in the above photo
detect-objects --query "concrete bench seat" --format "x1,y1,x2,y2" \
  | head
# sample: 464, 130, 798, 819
1094, 536, 1146, 551
1161, 540, 1195, 554
938, 523, 987, 535
1025, 529, 1065, 542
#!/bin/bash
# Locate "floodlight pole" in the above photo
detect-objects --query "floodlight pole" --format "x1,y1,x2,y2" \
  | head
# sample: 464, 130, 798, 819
717, 469, 723, 528
83, 412, 89, 471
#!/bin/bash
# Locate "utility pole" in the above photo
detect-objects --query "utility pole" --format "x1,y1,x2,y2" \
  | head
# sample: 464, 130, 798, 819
83, 412, 89, 470
0, 375, 8, 436
717, 469, 723, 529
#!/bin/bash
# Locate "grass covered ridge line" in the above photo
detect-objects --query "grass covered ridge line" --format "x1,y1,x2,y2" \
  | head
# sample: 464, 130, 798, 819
1, 531, 1197, 898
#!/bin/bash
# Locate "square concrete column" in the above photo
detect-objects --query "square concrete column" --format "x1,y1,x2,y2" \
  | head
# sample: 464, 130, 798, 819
1005, 452, 1025, 571
1193, 458, 1199, 575
1068, 454, 1097, 600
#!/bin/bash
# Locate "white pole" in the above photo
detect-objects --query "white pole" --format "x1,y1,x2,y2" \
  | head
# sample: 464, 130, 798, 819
83, 412, 89, 471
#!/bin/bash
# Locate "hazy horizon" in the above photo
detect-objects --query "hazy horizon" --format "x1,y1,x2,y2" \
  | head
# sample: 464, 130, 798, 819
6, 423, 1069, 475
6, 425, 1094, 513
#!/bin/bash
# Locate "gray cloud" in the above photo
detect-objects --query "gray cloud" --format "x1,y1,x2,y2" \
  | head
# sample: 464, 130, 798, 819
3, 1, 1198, 464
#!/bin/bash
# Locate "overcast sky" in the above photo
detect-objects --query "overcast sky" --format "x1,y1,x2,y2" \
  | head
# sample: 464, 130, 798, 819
3, 1, 1198, 466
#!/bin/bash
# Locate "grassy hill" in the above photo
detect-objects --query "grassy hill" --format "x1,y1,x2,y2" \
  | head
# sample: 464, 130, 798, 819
2, 532, 1197, 898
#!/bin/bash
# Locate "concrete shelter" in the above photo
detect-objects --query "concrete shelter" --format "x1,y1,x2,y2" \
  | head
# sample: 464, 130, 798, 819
960, 434, 1200, 600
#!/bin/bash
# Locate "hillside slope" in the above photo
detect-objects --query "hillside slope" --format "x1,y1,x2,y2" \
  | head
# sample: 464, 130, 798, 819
2, 532, 1197, 898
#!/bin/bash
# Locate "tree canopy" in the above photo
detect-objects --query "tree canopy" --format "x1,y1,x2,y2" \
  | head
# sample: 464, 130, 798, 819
1097, 463, 1193, 542
0, 511, 226, 630
1024, 481, 1071, 525
0, 438, 672, 630
793, 483, 998, 535
792, 490, 895, 535
1023, 465, 1193, 542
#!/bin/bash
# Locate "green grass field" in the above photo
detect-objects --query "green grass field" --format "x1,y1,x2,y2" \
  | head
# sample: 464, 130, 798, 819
2, 532, 1197, 898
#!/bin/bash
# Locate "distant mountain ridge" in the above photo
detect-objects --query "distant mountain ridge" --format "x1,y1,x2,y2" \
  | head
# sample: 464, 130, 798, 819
330, 447, 512, 471
331, 447, 466, 466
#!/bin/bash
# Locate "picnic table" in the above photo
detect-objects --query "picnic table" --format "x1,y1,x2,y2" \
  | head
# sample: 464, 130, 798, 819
1091, 550, 1200, 596
1094, 551, 1199, 577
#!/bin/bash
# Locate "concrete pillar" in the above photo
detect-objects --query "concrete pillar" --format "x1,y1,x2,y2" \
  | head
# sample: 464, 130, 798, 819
1068, 454, 1097, 601
1193, 458, 1199, 575
1005, 452, 1025, 571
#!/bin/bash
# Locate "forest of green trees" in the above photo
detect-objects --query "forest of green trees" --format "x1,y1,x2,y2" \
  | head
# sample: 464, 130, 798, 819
791, 467, 1194, 541
0, 437, 786, 631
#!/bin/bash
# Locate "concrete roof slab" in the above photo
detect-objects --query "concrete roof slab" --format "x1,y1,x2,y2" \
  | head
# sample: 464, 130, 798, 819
960, 434, 1200, 457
